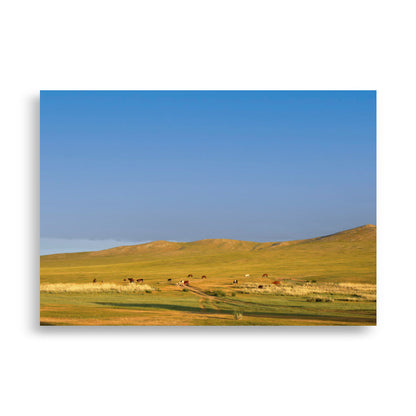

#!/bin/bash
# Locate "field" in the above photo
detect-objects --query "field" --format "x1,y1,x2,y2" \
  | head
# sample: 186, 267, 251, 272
40, 225, 376, 326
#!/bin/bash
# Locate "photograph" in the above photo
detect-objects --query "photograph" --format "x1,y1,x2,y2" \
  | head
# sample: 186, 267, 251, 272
40, 90, 376, 326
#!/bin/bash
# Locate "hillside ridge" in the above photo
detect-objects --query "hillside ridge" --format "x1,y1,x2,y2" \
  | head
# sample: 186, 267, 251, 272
41, 225, 376, 257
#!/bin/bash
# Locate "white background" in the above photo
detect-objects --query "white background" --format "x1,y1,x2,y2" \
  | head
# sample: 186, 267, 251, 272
1, 1, 415, 415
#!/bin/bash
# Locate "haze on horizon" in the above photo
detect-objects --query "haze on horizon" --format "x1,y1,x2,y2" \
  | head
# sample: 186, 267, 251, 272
41, 91, 376, 244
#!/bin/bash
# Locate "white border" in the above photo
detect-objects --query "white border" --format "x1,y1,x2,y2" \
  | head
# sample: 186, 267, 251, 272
1, 1, 415, 415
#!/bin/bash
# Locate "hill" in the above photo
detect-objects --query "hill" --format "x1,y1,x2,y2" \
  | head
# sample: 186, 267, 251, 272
314, 224, 376, 242
40, 225, 376, 284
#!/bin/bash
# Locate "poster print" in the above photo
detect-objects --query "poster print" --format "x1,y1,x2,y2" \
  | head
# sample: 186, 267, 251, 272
40, 91, 376, 326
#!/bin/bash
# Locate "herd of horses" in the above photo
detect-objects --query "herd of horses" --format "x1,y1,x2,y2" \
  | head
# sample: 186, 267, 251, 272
121, 278, 144, 283
92, 273, 281, 289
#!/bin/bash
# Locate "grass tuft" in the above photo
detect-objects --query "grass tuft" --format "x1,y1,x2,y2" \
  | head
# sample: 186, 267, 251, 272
40, 283, 155, 294
233, 311, 243, 320
307, 296, 334, 303
206, 289, 226, 297
238, 282, 375, 301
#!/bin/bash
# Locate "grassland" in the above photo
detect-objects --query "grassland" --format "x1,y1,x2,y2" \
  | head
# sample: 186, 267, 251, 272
40, 225, 376, 326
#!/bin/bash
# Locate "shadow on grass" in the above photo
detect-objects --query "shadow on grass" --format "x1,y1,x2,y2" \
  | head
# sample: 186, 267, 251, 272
95, 301, 222, 315
94, 302, 376, 324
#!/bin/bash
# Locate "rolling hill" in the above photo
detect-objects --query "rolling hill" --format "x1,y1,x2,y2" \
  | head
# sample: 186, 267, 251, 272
40, 225, 376, 285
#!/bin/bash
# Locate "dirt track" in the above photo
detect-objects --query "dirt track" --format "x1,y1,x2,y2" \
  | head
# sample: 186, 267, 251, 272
177, 283, 376, 324
177, 283, 270, 309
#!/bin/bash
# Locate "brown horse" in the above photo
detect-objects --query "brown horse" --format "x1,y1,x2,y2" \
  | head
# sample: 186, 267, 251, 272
262, 273, 268, 278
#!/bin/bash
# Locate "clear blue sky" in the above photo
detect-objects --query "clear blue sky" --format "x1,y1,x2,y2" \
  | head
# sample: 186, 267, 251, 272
41, 91, 376, 242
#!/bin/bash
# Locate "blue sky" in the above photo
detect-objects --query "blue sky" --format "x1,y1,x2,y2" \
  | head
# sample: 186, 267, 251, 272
41, 91, 376, 243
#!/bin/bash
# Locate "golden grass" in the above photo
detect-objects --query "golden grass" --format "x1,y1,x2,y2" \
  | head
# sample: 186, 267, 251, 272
238, 282, 376, 301
39, 226, 376, 325
41, 225, 376, 286
40, 283, 155, 294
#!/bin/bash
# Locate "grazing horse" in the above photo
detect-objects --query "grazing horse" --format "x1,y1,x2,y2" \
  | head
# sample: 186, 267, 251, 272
187, 274, 193, 278
258, 285, 263, 289
123, 279, 127, 282
262, 273, 268, 278
233, 279, 238, 284
93, 278, 97, 283
201, 275, 207, 279
168, 278, 172, 282
272, 280, 281, 285
137, 278, 143, 283
244, 274, 250, 277
184, 280, 190, 286
128, 278, 135, 283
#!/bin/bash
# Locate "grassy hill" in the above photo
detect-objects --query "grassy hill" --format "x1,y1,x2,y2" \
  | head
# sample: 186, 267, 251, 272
40, 225, 376, 285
